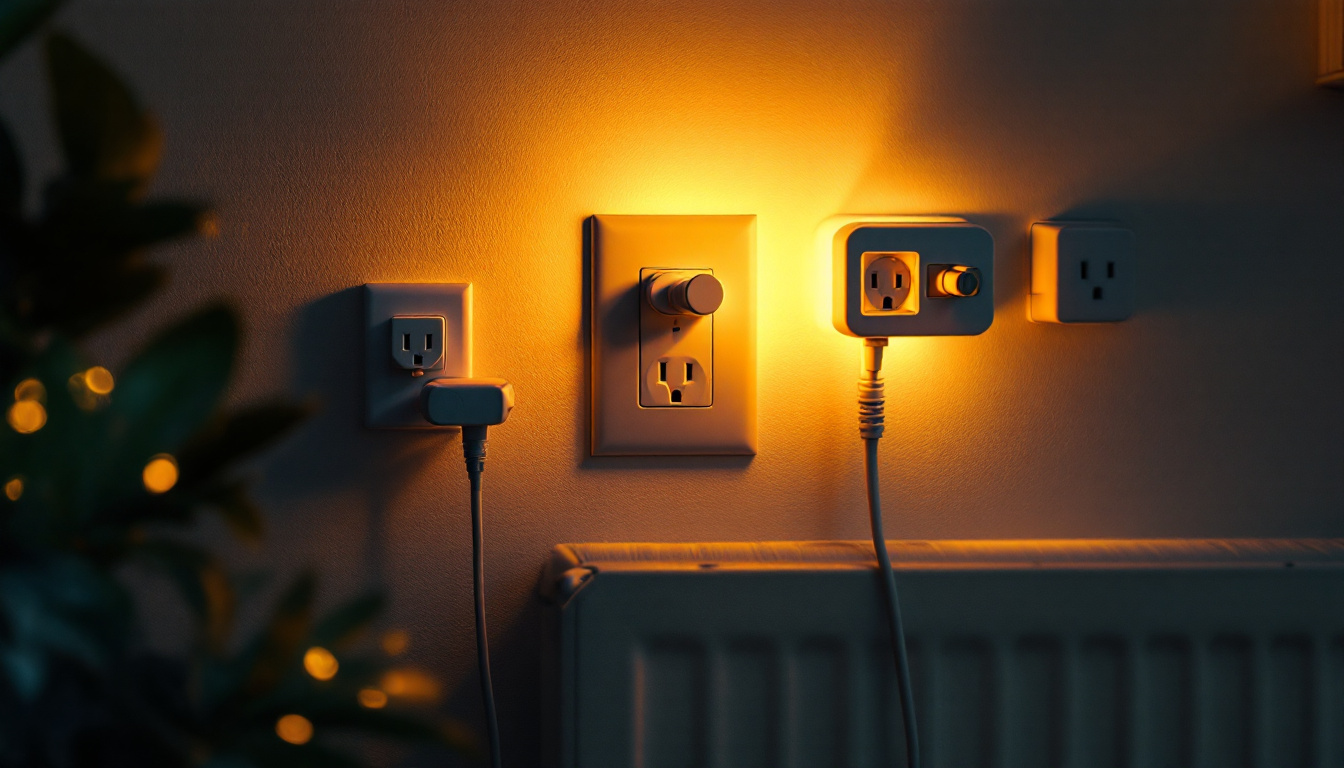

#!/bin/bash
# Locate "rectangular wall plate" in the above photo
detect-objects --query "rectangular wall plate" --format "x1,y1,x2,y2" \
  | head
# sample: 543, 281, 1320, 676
364, 283, 471, 429
589, 215, 756, 455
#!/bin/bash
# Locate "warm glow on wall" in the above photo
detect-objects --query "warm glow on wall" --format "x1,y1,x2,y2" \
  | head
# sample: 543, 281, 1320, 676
358, 688, 388, 709
142, 454, 179, 494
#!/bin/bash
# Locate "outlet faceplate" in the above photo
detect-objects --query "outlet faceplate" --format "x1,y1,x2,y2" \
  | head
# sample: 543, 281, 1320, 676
1029, 222, 1135, 323
364, 283, 471, 429
589, 215, 756, 455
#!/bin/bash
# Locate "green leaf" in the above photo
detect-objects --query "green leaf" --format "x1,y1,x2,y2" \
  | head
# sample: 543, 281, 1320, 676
132, 539, 235, 651
199, 481, 265, 544
108, 303, 238, 458
310, 594, 383, 652
0, 0, 62, 61
0, 119, 23, 212
241, 572, 316, 697
45, 31, 161, 193
178, 401, 311, 489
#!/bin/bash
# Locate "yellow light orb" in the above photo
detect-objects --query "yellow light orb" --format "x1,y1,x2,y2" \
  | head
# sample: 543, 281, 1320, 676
275, 714, 313, 745
357, 688, 388, 709
142, 455, 178, 494
8, 401, 46, 434
302, 646, 339, 681
84, 366, 114, 395
13, 378, 45, 402
4, 477, 23, 501
381, 629, 409, 656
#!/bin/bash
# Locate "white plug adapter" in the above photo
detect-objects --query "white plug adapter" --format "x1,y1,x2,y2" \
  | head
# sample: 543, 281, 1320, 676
822, 216, 994, 337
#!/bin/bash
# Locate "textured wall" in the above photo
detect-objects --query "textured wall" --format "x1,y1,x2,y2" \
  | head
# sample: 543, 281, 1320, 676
1, 0, 1341, 763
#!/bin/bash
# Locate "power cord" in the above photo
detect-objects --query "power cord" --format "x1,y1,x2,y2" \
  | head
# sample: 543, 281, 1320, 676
860, 337, 921, 768
463, 425, 502, 768
419, 377, 515, 768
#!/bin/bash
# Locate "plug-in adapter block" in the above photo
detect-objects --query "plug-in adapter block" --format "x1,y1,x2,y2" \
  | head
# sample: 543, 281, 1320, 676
823, 216, 994, 337
1029, 222, 1135, 323
364, 283, 471, 429
589, 214, 756, 455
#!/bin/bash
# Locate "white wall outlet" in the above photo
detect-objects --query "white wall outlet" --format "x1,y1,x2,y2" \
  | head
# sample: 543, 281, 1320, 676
390, 315, 445, 371
364, 283, 471, 429
1030, 222, 1135, 323
822, 216, 994, 337
590, 215, 755, 455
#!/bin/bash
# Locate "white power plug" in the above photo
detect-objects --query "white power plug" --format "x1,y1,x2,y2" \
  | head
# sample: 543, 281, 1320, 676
1030, 222, 1135, 323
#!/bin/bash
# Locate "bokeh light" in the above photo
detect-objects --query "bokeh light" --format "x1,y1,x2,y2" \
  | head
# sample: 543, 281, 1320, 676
84, 366, 114, 395
275, 714, 313, 745
142, 454, 179, 494
303, 646, 339, 681
381, 629, 409, 656
4, 477, 22, 501
13, 378, 45, 402
357, 688, 388, 709
8, 400, 46, 434
379, 668, 441, 702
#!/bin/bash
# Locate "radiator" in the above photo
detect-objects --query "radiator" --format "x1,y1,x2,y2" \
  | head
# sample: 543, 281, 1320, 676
542, 540, 1344, 768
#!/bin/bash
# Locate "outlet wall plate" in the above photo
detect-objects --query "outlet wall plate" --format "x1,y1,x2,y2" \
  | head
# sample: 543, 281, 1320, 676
822, 216, 994, 337
364, 283, 471, 429
589, 214, 756, 455
1029, 222, 1135, 323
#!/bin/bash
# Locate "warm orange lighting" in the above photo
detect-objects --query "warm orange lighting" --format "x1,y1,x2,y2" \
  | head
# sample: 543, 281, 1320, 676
4, 477, 22, 501
379, 668, 440, 702
381, 629, 409, 656
13, 378, 44, 402
275, 714, 313, 745
357, 688, 388, 709
83, 366, 114, 395
142, 454, 178, 494
8, 400, 46, 433
302, 646, 339, 681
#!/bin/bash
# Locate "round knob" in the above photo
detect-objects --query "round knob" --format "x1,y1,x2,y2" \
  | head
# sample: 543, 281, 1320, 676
647, 271, 724, 316
936, 267, 980, 297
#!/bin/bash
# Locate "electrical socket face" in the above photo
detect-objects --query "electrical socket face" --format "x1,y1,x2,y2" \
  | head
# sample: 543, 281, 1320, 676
390, 315, 445, 371
590, 215, 756, 455
1030, 222, 1135, 323
824, 216, 994, 337
639, 267, 713, 407
364, 283, 471, 429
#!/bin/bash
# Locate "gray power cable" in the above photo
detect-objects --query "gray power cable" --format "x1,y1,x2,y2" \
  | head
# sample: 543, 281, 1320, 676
860, 338, 921, 768
463, 424, 502, 768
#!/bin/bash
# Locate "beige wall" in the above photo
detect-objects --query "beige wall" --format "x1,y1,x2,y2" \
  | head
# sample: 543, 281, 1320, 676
3, 0, 1341, 762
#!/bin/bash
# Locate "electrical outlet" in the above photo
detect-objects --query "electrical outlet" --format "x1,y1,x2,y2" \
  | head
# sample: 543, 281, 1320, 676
823, 216, 994, 337
590, 215, 755, 455
364, 283, 471, 429
639, 268, 715, 407
862, 252, 918, 314
390, 315, 445, 371
1029, 222, 1135, 323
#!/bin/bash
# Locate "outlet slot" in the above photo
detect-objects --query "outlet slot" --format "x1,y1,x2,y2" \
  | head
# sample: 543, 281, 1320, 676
671, 390, 682, 403
659, 361, 667, 382
860, 251, 919, 316
685, 362, 693, 382
1107, 261, 1115, 278
403, 333, 410, 351
1093, 287, 1103, 300
426, 334, 433, 350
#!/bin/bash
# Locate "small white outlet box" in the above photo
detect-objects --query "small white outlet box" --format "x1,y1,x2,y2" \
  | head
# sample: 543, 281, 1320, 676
823, 216, 994, 337
1030, 222, 1135, 323
589, 214, 756, 455
364, 283, 471, 428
